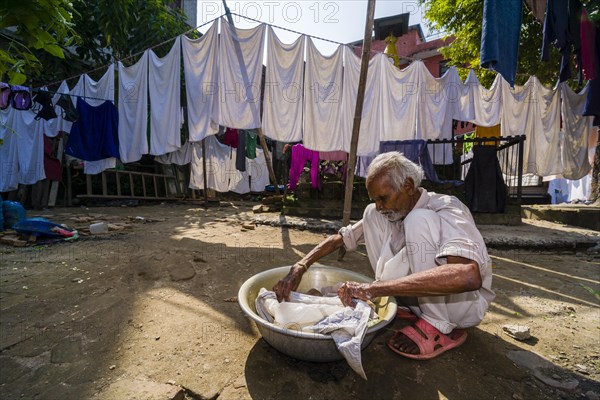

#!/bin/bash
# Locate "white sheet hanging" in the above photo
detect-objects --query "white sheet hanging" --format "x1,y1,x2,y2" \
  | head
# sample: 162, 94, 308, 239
560, 83, 593, 180
182, 23, 219, 142
0, 108, 45, 191
118, 51, 149, 163
461, 72, 503, 127
380, 60, 419, 141
214, 19, 265, 129
340, 47, 382, 156
303, 38, 344, 151
70, 65, 117, 174
262, 27, 305, 142
229, 148, 270, 193
501, 77, 561, 176
155, 141, 193, 165
189, 136, 233, 192
417, 64, 461, 164
149, 36, 182, 156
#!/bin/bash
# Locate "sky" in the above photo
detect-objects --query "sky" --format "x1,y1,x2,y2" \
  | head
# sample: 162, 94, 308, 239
195, 0, 435, 54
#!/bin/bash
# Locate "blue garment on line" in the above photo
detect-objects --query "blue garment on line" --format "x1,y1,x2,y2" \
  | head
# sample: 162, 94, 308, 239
480, 0, 522, 86
65, 98, 120, 162
379, 140, 441, 184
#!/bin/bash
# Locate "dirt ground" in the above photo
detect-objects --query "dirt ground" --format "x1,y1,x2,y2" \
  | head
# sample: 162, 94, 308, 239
0, 201, 599, 400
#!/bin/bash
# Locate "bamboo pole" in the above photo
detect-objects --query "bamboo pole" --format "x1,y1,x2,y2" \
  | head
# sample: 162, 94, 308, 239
222, 0, 280, 195
339, 0, 377, 259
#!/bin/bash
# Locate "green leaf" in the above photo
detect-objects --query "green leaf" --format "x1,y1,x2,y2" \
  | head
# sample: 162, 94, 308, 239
44, 44, 65, 58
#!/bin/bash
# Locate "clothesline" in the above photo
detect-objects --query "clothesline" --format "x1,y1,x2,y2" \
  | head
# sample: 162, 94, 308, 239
33, 10, 439, 92
33, 14, 226, 91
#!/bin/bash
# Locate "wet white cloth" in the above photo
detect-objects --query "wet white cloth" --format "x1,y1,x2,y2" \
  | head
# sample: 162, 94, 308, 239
339, 190, 494, 334
0, 108, 46, 191
339, 47, 383, 156
214, 19, 265, 129
71, 64, 117, 174
118, 51, 149, 163
302, 38, 344, 151
149, 36, 182, 156
229, 148, 271, 194
182, 23, 219, 142
255, 288, 372, 380
559, 82, 593, 180
262, 27, 305, 142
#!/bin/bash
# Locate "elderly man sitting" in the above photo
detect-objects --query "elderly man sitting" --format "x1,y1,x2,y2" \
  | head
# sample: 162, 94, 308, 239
274, 152, 495, 360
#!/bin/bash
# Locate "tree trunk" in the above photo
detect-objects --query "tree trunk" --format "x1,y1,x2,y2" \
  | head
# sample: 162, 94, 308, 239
590, 128, 600, 205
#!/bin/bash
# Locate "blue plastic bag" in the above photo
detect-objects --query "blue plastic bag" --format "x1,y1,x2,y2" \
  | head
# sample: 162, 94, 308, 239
3, 200, 26, 229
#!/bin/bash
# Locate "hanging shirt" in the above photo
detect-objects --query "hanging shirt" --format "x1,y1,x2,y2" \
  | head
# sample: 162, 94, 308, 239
65, 98, 120, 162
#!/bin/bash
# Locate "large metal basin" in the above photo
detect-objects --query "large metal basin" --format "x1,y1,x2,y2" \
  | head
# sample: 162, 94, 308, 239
238, 265, 397, 362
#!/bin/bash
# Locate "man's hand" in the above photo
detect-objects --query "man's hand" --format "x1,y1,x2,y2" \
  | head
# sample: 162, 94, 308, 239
272, 263, 306, 302
337, 281, 373, 307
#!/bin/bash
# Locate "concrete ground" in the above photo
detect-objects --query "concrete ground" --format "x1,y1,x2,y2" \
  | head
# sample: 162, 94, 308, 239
0, 201, 599, 399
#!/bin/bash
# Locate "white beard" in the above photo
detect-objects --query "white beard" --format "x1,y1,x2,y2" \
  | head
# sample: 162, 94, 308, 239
380, 210, 405, 222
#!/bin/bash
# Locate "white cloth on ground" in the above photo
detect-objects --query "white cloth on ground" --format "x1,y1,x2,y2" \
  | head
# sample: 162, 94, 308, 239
302, 38, 344, 151
339, 190, 494, 334
182, 23, 219, 142
149, 36, 182, 156
262, 27, 305, 142
118, 51, 149, 163
71, 65, 117, 174
214, 19, 265, 129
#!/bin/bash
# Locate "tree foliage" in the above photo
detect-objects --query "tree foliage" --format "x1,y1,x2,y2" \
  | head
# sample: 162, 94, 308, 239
0, 0, 77, 84
421, 0, 599, 88
1, 0, 196, 86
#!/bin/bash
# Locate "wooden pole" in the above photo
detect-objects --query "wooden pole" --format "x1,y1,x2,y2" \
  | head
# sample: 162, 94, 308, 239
339, 0, 376, 259
221, 0, 280, 195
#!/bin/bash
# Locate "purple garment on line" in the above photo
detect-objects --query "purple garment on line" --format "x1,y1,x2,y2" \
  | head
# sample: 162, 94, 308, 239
288, 144, 320, 191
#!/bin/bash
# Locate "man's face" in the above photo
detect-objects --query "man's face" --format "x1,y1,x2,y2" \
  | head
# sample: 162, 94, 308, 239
366, 174, 415, 222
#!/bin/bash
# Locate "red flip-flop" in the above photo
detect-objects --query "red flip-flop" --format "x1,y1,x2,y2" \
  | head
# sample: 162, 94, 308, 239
387, 318, 467, 360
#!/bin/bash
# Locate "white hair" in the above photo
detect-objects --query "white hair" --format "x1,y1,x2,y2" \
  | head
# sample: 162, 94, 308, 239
366, 152, 423, 191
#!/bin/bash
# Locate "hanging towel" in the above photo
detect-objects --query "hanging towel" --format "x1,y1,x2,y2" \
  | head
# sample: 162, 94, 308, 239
65, 98, 120, 162
302, 38, 344, 152
480, 0, 522, 86
288, 143, 320, 191
230, 147, 270, 194
118, 51, 149, 163
340, 47, 383, 156
149, 36, 182, 156
459, 72, 503, 127
580, 8, 598, 81
182, 22, 219, 142
0, 108, 46, 191
236, 128, 247, 172
244, 129, 257, 159
262, 28, 305, 142
214, 19, 265, 129
560, 83, 593, 180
